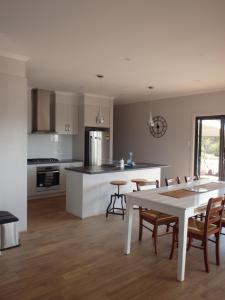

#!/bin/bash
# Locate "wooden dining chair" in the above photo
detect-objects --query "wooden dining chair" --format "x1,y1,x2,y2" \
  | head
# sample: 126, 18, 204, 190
131, 179, 156, 192
165, 176, 181, 186
170, 196, 225, 273
220, 210, 225, 235
138, 180, 178, 254
184, 175, 199, 183
137, 179, 159, 191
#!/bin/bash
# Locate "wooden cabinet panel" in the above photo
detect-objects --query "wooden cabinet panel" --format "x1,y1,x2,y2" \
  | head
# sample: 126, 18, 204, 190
56, 102, 78, 135
27, 165, 36, 197
101, 106, 110, 128
84, 105, 110, 128
69, 104, 78, 134
56, 102, 67, 134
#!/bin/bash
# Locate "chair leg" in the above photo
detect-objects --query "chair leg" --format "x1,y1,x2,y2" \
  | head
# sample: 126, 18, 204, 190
216, 232, 220, 266
112, 195, 116, 213
187, 236, 192, 251
120, 196, 124, 220
123, 194, 126, 211
139, 216, 143, 241
169, 227, 176, 260
203, 238, 209, 273
106, 195, 113, 218
153, 224, 158, 255
152, 229, 154, 238
166, 224, 170, 233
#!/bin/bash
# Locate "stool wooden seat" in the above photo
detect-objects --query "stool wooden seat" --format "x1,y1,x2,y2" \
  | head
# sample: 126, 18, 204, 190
106, 181, 128, 219
131, 179, 147, 184
131, 179, 147, 191
110, 180, 127, 186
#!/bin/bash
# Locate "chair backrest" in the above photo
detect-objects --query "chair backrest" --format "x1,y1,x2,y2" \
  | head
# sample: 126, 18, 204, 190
184, 175, 199, 183
137, 180, 159, 191
165, 176, 181, 186
204, 196, 225, 235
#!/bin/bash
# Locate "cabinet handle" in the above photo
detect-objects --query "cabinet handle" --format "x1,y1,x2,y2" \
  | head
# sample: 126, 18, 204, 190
65, 124, 71, 133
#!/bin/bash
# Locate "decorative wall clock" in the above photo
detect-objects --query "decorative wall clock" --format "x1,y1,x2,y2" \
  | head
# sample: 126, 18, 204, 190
149, 115, 167, 138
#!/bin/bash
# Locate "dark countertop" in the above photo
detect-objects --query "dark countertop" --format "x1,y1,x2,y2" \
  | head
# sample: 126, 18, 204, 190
27, 159, 83, 165
65, 163, 168, 174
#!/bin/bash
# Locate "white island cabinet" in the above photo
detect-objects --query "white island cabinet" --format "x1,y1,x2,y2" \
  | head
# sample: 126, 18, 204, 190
66, 163, 165, 219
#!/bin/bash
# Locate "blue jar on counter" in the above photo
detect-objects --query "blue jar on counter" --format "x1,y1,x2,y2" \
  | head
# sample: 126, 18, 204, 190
127, 152, 133, 166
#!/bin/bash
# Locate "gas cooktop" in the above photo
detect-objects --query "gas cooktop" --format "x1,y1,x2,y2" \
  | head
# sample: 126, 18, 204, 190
27, 158, 59, 164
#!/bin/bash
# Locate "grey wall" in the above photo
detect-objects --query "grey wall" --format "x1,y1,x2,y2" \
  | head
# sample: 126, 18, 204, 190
0, 56, 27, 231
114, 90, 225, 184
27, 134, 76, 159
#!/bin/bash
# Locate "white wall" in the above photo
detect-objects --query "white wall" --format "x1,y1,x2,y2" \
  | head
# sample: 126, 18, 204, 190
114, 90, 225, 184
0, 56, 27, 231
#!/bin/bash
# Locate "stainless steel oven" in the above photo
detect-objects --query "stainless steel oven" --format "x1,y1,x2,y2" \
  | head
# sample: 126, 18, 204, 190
36, 165, 60, 191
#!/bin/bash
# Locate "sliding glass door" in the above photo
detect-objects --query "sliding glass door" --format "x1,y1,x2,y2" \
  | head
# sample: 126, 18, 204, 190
194, 116, 225, 180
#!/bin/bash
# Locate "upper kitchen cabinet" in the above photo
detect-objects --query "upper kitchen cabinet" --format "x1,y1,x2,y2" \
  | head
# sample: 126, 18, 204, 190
84, 104, 110, 128
28, 89, 79, 135
55, 92, 79, 135
72, 93, 114, 161
83, 93, 113, 128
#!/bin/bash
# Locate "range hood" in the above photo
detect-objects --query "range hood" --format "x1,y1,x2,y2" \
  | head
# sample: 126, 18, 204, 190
31, 88, 56, 133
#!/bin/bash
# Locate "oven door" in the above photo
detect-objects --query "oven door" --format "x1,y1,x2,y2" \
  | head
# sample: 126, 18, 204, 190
37, 166, 60, 191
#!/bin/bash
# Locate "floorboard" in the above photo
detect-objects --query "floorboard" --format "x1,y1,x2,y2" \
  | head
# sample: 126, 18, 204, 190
1, 196, 225, 300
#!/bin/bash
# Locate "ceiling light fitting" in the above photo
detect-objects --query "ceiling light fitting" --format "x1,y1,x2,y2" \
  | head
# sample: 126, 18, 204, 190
96, 105, 104, 124
96, 74, 104, 125
147, 86, 155, 128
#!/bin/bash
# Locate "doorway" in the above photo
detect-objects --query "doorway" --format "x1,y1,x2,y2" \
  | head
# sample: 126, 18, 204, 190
194, 116, 225, 180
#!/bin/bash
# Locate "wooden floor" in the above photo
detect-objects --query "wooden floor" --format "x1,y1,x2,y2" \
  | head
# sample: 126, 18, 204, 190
1, 197, 225, 300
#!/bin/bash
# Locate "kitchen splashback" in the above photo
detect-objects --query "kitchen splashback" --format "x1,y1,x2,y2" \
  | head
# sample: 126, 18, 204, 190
27, 134, 75, 159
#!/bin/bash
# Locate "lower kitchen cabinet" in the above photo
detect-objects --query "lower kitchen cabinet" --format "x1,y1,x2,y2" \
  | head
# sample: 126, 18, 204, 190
27, 165, 36, 197
27, 161, 83, 199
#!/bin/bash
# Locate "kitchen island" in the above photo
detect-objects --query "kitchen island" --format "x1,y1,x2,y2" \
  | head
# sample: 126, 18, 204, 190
65, 163, 167, 219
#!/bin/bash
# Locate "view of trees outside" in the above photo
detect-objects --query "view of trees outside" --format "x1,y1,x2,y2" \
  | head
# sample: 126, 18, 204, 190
200, 120, 220, 179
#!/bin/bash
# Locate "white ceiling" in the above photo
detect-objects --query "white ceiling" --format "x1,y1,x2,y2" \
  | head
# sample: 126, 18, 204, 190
1, 0, 225, 104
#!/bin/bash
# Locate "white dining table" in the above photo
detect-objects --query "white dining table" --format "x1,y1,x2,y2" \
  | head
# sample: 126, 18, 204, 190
124, 179, 225, 281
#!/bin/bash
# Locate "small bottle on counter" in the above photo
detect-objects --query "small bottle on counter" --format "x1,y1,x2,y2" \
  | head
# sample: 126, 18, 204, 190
120, 158, 124, 169
127, 152, 133, 166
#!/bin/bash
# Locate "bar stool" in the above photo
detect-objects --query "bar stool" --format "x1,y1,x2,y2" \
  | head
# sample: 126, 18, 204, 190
106, 180, 127, 219
131, 178, 147, 191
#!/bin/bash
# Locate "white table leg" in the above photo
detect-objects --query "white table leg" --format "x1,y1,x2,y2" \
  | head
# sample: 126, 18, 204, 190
124, 198, 133, 255
177, 211, 189, 281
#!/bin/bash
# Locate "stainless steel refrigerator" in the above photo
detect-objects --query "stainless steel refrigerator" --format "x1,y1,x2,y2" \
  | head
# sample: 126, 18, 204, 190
85, 129, 110, 166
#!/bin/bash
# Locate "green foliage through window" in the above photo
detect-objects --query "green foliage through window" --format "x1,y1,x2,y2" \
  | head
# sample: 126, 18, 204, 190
201, 136, 220, 157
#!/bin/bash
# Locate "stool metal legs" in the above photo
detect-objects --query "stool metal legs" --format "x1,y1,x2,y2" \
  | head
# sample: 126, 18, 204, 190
106, 187, 126, 219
